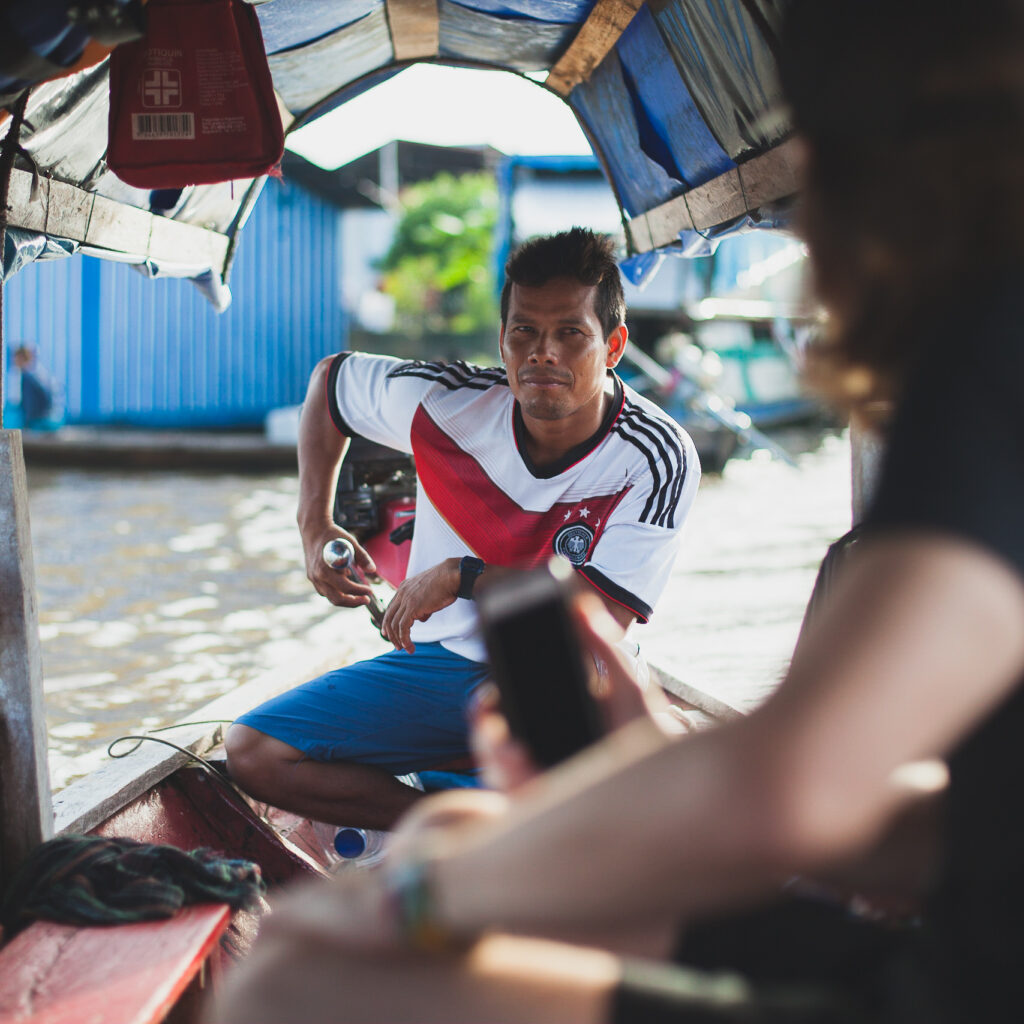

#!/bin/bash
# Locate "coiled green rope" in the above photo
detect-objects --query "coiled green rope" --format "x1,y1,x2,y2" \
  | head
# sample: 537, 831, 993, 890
1, 834, 266, 938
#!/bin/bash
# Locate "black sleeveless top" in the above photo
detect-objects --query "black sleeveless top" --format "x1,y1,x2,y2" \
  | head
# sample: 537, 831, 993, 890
865, 272, 1024, 1022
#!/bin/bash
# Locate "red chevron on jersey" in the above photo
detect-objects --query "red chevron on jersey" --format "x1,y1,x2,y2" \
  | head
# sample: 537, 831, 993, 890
412, 406, 627, 567
329, 352, 699, 659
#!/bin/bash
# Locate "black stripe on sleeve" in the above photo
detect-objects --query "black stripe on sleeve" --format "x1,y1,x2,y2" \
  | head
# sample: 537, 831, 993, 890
326, 352, 357, 436
387, 360, 507, 391
619, 412, 676, 526
629, 410, 688, 528
578, 566, 653, 623
651, 417, 689, 529
615, 404, 689, 528
613, 425, 663, 524
439, 362, 505, 388
392, 370, 462, 390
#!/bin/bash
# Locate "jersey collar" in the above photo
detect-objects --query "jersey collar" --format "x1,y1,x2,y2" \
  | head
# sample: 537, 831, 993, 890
512, 372, 624, 479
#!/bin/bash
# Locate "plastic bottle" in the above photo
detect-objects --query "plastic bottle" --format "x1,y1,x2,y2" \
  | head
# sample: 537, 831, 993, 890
310, 822, 389, 869
311, 820, 343, 869
331, 827, 389, 867
310, 776, 421, 870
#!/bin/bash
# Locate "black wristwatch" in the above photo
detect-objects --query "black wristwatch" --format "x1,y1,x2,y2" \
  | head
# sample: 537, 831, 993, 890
457, 556, 485, 600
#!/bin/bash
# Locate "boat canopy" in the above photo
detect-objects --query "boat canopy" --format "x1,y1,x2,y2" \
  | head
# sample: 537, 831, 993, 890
0, 0, 796, 303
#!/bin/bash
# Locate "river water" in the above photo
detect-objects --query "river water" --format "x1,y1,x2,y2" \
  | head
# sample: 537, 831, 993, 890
26, 427, 852, 791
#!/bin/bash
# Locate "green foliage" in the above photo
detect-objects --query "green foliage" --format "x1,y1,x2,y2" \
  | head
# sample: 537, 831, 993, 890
379, 172, 498, 336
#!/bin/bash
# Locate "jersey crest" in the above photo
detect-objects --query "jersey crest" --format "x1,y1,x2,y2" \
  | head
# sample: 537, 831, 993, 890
553, 522, 595, 565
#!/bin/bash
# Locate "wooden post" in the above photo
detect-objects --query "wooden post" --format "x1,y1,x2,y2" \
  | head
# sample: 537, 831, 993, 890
0, 429, 52, 885
850, 417, 886, 524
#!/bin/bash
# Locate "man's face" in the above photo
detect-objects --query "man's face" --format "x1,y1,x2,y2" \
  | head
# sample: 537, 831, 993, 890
499, 277, 625, 426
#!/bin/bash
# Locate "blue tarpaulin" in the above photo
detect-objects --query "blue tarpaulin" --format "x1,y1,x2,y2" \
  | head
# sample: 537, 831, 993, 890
572, 53, 684, 217
0, 0, 796, 292
616, 7, 735, 189
258, 0, 380, 55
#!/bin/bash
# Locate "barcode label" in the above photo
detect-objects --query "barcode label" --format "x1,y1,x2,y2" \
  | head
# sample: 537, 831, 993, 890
132, 112, 196, 140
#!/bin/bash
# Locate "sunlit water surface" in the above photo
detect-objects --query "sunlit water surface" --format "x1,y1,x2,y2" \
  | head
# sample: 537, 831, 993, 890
27, 428, 852, 791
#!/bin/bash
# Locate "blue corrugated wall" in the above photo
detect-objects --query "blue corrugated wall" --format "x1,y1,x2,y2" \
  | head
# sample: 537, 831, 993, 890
2, 177, 345, 428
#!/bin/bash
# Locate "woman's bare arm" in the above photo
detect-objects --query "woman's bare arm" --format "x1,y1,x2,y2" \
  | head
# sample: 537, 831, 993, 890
425, 534, 1024, 938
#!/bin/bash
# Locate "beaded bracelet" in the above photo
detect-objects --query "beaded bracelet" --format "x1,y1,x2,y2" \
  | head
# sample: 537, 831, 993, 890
386, 859, 474, 954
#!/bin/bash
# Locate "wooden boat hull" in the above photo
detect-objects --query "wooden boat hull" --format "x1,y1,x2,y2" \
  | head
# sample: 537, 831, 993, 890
5, 643, 725, 1024
89, 764, 325, 886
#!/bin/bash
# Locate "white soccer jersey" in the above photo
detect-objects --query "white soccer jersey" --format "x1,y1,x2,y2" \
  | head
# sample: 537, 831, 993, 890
328, 352, 700, 661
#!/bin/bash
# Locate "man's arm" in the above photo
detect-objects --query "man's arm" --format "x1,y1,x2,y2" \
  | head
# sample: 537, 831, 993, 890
297, 355, 377, 609
381, 561, 635, 656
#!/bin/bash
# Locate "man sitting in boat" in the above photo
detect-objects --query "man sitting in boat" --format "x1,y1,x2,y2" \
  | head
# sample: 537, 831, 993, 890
224, 227, 700, 830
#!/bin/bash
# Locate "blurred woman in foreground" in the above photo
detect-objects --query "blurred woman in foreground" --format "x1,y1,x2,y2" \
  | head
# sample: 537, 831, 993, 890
212, 2, 1024, 1021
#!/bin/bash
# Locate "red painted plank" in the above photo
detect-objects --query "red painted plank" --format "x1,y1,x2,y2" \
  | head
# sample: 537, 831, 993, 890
0, 903, 230, 1024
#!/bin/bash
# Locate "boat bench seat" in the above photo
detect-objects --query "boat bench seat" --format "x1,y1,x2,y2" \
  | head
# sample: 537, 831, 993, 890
0, 902, 231, 1024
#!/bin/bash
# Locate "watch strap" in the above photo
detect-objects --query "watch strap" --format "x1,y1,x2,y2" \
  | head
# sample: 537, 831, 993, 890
457, 556, 485, 600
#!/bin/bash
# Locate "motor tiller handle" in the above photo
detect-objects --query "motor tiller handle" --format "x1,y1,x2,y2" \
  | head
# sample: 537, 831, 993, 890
322, 538, 387, 632
322, 538, 356, 570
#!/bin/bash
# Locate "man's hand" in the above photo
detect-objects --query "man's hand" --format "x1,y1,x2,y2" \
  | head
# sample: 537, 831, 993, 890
303, 524, 378, 609
380, 558, 461, 653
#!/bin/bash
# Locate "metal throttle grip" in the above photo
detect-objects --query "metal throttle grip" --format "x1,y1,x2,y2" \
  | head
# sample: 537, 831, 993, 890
322, 538, 387, 632
322, 537, 356, 569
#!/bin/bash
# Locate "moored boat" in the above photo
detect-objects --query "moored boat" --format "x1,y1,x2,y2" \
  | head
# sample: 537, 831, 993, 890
0, 1, 815, 1018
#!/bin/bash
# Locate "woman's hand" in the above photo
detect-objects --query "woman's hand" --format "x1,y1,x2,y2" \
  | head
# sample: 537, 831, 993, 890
578, 592, 660, 730
470, 591, 692, 792
243, 788, 506, 966
388, 786, 511, 862
469, 684, 542, 791
254, 869, 400, 955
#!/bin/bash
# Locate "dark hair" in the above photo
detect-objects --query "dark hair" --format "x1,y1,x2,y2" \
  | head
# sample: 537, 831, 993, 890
780, 0, 1024, 413
500, 228, 626, 340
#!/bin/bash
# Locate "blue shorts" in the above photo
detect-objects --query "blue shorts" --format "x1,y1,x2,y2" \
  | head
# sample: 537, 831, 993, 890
234, 643, 490, 773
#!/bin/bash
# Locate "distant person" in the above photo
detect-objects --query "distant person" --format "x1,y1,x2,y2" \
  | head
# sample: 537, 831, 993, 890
11, 345, 60, 429
211, 1, 1024, 1022
224, 228, 700, 831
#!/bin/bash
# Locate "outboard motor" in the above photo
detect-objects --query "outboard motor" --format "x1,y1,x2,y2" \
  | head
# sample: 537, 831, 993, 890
332, 434, 417, 589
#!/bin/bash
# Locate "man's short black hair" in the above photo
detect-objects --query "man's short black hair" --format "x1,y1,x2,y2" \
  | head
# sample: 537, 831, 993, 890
500, 228, 626, 340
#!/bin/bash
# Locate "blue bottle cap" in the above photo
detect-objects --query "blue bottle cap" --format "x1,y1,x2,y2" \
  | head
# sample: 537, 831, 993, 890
333, 827, 368, 858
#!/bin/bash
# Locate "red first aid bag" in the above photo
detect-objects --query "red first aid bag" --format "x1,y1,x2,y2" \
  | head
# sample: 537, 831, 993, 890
107, 0, 284, 188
